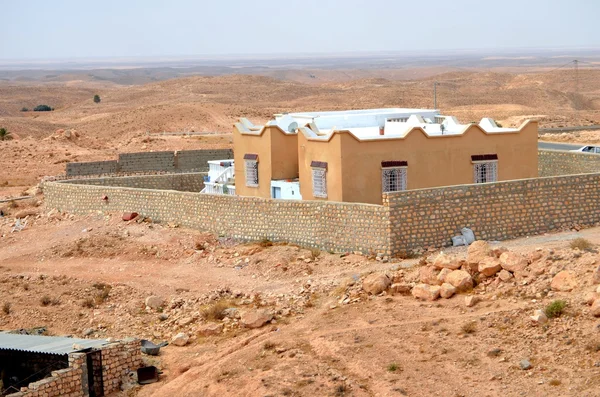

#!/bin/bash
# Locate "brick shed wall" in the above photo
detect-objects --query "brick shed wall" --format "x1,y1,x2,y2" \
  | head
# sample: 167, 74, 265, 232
538, 149, 600, 176
63, 172, 206, 192
7, 353, 87, 397
385, 172, 600, 252
101, 338, 142, 394
176, 149, 233, 171
66, 161, 119, 177
43, 180, 391, 255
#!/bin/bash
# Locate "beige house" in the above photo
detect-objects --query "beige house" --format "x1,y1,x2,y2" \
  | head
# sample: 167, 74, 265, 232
233, 109, 538, 205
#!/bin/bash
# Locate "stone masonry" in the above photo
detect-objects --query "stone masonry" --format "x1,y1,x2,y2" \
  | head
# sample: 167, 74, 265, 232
46, 150, 600, 256
66, 149, 233, 176
538, 149, 600, 176
63, 172, 206, 192
7, 339, 141, 397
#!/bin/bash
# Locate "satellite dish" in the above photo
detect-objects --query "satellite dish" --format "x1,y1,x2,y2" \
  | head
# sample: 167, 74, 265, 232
288, 122, 298, 132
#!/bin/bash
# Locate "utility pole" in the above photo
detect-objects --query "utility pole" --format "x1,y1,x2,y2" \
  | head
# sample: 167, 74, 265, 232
433, 81, 438, 109
574, 59, 579, 111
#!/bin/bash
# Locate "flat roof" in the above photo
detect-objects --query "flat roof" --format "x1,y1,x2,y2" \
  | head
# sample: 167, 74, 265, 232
0, 333, 109, 355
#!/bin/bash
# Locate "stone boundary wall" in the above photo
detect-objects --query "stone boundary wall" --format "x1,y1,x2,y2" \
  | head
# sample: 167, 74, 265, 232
43, 182, 391, 254
63, 172, 206, 192
385, 172, 600, 252
538, 149, 600, 177
66, 161, 118, 176
7, 339, 141, 397
118, 151, 175, 173
66, 149, 233, 176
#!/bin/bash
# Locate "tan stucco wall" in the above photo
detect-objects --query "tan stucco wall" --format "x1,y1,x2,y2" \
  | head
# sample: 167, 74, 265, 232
234, 125, 298, 198
298, 131, 344, 202
301, 121, 538, 204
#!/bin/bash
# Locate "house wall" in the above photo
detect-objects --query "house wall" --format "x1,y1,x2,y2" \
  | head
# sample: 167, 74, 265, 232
63, 172, 206, 192
298, 131, 344, 202
234, 126, 298, 199
299, 121, 538, 205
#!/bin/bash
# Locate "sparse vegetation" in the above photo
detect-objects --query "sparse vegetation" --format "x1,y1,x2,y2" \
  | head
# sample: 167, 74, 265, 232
544, 300, 567, 318
461, 321, 477, 334
40, 295, 52, 306
2, 302, 11, 315
259, 238, 273, 247
33, 104, 53, 112
309, 248, 321, 260
263, 341, 277, 350
0, 128, 12, 141
21, 107, 29, 112
93, 283, 112, 305
569, 237, 593, 251
549, 379, 561, 386
335, 384, 348, 396
387, 363, 399, 372
93, 94, 101, 103
81, 297, 95, 308
202, 298, 234, 321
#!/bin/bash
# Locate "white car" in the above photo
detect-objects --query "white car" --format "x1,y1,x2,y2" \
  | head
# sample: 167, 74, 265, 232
571, 145, 600, 154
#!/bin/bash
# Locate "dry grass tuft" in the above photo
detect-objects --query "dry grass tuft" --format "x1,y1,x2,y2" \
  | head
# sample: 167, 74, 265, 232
461, 321, 477, 335
202, 299, 235, 321
2, 302, 11, 315
569, 237, 593, 251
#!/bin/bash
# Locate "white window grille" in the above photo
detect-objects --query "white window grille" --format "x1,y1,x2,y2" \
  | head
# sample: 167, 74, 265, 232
312, 167, 327, 198
473, 161, 497, 183
245, 160, 258, 187
382, 167, 407, 193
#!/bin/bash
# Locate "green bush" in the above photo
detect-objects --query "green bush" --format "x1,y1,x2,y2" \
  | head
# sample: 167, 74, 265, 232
33, 105, 53, 112
93, 94, 101, 103
545, 300, 567, 318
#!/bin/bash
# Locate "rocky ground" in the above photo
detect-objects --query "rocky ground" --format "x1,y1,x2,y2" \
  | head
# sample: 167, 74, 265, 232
2, 194, 600, 396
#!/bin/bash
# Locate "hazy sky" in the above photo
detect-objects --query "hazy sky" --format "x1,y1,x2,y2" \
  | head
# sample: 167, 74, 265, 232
1, 0, 599, 60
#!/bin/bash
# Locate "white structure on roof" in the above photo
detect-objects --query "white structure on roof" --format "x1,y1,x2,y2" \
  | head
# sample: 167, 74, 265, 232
239, 108, 516, 141
201, 160, 236, 195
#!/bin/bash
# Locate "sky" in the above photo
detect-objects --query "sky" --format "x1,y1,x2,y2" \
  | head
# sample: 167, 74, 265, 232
1, 0, 599, 60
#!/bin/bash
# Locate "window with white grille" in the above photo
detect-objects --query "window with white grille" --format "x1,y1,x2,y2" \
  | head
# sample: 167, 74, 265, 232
473, 161, 497, 183
245, 160, 258, 187
382, 167, 407, 193
312, 167, 327, 198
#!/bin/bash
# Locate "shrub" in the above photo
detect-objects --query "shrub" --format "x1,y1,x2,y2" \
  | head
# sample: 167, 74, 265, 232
33, 105, 53, 112
309, 248, 321, 260
21, 107, 29, 112
545, 300, 567, 318
387, 363, 399, 372
2, 302, 11, 315
569, 238, 593, 251
81, 298, 95, 308
461, 321, 477, 334
259, 238, 273, 247
93, 95, 101, 103
93, 283, 112, 305
201, 299, 234, 321
40, 295, 52, 306
0, 128, 12, 141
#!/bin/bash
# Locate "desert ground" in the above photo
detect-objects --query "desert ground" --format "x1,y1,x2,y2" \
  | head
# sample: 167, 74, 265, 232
1, 56, 600, 396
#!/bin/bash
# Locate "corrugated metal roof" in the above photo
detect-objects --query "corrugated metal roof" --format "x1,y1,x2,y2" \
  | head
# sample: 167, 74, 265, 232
0, 333, 109, 355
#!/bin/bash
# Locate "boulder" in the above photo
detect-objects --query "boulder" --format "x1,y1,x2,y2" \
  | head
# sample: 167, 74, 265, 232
519, 359, 532, 370
241, 310, 272, 329
419, 266, 441, 285
197, 323, 224, 336
390, 283, 413, 295
593, 265, 600, 284
171, 333, 189, 347
433, 253, 461, 270
584, 292, 599, 306
440, 283, 456, 299
223, 308, 240, 319
479, 257, 502, 277
591, 300, 600, 317
499, 252, 527, 273
145, 296, 164, 310
437, 268, 452, 284
498, 270, 513, 282
445, 270, 473, 292
467, 240, 492, 265
411, 284, 441, 301
465, 295, 479, 307
491, 246, 509, 258
362, 273, 391, 295
530, 309, 548, 325
551, 271, 578, 292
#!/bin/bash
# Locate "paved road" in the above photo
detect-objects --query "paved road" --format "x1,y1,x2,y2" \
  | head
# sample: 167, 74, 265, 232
539, 125, 600, 134
538, 142, 581, 151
